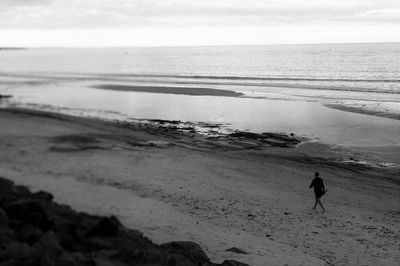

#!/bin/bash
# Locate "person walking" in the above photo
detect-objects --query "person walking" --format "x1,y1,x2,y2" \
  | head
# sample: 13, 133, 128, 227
309, 172, 326, 213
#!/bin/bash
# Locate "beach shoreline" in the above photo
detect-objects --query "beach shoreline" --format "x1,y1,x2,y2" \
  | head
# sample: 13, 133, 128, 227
324, 103, 400, 121
1, 107, 399, 266
2, 97, 400, 166
1, 67, 399, 123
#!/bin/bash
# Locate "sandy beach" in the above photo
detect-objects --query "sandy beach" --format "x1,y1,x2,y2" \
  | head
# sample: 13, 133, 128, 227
0, 108, 399, 266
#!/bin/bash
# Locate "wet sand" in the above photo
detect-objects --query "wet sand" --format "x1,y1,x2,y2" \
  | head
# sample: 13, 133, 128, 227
93, 84, 244, 97
325, 103, 400, 121
0, 108, 399, 266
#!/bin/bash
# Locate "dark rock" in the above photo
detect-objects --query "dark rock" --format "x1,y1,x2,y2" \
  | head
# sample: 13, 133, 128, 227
107, 236, 161, 264
32, 191, 54, 202
0, 260, 18, 266
74, 258, 95, 266
54, 222, 78, 250
23, 257, 42, 266
55, 256, 78, 266
91, 250, 118, 260
81, 237, 114, 251
0, 177, 250, 266
229, 131, 263, 139
5, 199, 51, 230
0, 228, 17, 245
0, 178, 15, 204
4, 242, 38, 260
84, 216, 122, 238
0, 208, 9, 227
149, 119, 181, 125
34, 231, 62, 258
161, 241, 210, 266
92, 258, 128, 266
12, 185, 32, 199
40, 254, 56, 266
164, 256, 197, 266
58, 253, 95, 266
46, 203, 80, 229
221, 260, 250, 266
120, 228, 143, 239
225, 247, 248, 254
262, 132, 298, 142
134, 265, 167, 266
229, 131, 300, 148
75, 215, 102, 240
18, 224, 43, 245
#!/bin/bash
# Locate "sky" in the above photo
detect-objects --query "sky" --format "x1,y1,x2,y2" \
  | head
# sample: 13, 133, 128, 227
0, 0, 399, 47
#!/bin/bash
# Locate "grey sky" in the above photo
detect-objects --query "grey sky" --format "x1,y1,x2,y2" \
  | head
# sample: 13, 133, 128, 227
1, 0, 399, 28
0, 0, 398, 46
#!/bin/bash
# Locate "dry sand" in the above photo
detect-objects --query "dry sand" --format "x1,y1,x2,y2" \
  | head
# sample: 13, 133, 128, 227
0, 108, 399, 266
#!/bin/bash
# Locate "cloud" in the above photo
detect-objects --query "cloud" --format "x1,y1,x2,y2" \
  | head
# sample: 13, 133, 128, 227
1, 24, 398, 47
0, 0, 399, 29
0, 0, 53, 7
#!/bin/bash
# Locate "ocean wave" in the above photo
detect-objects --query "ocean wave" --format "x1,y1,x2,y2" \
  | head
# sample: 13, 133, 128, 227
1, 71, 399, 94
2, 71, 399, 83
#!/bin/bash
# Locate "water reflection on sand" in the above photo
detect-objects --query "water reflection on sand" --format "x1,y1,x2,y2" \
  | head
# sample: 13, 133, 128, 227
3, 82, 400, 148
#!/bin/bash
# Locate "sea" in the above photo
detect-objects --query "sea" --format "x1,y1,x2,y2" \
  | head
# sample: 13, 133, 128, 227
0, 43, 399, 165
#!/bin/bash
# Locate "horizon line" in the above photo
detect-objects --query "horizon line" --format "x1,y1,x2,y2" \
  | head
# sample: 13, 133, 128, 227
1, 41, 399, 49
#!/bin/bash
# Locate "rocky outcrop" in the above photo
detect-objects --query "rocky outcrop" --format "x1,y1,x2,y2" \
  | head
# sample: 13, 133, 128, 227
0, 95, 12, 99
229, 131, 301, 148
0, 177, 249, 266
